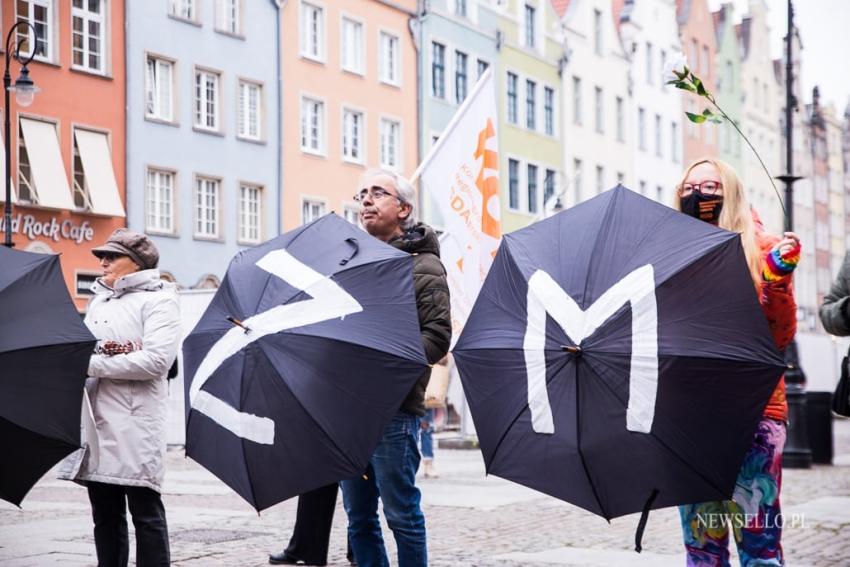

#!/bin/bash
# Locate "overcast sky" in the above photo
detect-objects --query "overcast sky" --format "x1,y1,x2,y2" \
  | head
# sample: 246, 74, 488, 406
706, 0, 849, 116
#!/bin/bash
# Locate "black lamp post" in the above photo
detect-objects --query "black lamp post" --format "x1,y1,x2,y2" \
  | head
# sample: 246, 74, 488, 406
775, 0, 811, 469
3, 22, 40, 248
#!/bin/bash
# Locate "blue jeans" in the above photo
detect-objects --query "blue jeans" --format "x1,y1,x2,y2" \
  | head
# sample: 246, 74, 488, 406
341, 412, 426, 567
420, 409, 434, 459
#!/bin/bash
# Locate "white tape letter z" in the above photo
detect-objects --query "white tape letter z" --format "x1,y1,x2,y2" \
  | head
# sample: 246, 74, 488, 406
189, 249, 363, 444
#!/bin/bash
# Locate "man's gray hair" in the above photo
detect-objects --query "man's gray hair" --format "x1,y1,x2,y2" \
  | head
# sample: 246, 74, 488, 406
359, 168, 418, 230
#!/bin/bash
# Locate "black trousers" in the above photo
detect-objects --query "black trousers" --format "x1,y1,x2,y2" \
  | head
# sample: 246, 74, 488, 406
87, 481, 170, 567
284, 483, 352, 564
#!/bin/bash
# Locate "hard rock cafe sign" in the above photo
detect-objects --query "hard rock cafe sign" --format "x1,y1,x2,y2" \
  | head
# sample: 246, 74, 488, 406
0, 213, 95, 244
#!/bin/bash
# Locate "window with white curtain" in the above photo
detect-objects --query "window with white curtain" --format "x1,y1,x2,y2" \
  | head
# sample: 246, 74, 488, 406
300, 2, 324, 61
380, 118, 400, 169
342, 109, 363, 163
238, 80, 262, 140
379, 32, 399, 85
146, 56, 174, 122
300, 97, 324, 153
341, 17, 364, 74
146, 168, 175, 234
216, 0, 241, 35
239, 184, 262, 244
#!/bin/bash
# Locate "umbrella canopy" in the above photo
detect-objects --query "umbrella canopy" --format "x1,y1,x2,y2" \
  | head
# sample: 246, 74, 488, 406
0, 247, 96, 506
183, 214, 429, 511
454, 186, 787, 522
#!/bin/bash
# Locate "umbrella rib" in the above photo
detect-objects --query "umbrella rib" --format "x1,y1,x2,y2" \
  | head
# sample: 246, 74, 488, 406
581, 354, 733, 498
253, 340, 366, 476
574, 359, 610, 521
481, 354, 571, 473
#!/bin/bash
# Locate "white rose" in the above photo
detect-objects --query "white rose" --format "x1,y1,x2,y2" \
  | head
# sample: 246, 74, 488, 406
663, 52, 688, 84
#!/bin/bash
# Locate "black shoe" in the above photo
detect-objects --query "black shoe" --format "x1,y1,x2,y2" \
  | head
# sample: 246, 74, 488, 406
269, 551, 327, 566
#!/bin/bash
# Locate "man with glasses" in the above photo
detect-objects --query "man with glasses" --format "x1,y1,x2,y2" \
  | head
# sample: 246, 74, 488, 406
341, 168, 451, 567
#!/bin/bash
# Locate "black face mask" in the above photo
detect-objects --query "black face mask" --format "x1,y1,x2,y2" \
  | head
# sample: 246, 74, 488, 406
680, 193, 723, 224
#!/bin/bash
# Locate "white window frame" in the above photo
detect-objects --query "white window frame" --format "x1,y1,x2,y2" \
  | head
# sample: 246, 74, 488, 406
616, 96, 624, 142
594, 86, 603, 134
572, 75, 582, 126
523, 3, 536, 50
300, 1, 326, 63
193, 175, 221, 240
238, 183, 263, 245
507, 71, 519, 125
507, 156, 521, 211
343, 203, 360, 225
638, 107, 646, 151
301, 197, 327, 225
379, 116, 401, 171
593, 8, 603, 55
237, 79, 263, 141
544, 85, 555, 137
215, 0, 242, 36
194, 67, 221, 132
169, 0, 198, 22
340, 14, 365, 75
145, 166, 177, 235
526, 161, 539, 214
71, 0, 107, 74
525, 78, 536, 131
145, 54, 176, 123
300, 94, 326, 156
379, 30, 400, 86
455, 49, 468, 105
341, 107, 365, 164
16, 0, 55, 63
431, 40, 446, 100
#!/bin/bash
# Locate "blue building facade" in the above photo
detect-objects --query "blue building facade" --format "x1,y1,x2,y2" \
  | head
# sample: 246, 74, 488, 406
126, 0, 281, 288
418, 0, 499, 226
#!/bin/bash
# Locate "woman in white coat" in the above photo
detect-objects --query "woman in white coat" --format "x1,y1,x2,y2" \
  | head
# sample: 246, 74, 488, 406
59, 229, 180, 567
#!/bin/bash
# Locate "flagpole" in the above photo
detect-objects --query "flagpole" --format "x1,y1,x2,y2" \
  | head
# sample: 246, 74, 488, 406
409, 67, 494, 185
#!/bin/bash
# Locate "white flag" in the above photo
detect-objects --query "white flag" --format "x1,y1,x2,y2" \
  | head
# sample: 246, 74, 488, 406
416, 68, 501, 346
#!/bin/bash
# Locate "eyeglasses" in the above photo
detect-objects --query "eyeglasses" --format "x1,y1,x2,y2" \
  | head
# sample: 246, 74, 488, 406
677, 181, 723, 197
353, 186, 403, 204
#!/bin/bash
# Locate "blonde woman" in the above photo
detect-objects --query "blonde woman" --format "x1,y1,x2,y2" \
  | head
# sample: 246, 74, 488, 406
674, 158, 800, 566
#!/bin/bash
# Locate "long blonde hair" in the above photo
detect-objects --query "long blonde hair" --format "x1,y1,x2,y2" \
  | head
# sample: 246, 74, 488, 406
673, 158, 762, 291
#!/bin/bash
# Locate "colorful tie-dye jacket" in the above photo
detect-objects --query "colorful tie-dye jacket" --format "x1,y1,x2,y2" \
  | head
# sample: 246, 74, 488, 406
753, 211, 799, 422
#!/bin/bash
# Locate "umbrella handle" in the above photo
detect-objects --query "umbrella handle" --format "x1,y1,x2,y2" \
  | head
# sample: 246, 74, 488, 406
340, 238, 359, 266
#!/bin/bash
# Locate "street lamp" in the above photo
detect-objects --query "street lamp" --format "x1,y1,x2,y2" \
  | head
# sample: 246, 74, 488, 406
775, 0, 811, 468
3, 22, 40, 248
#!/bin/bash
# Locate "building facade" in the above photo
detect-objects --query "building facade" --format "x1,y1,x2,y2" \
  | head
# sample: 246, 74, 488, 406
418, 0, 499, 228
617, 0, 683, 205
677, 0, 719, 165
736, 0, 783, 234
712, 2, 743, 172
125, 0, 281, 289
280, 0, 418, 231
494, 0, 565, 232
3, 0, 127, 311
557, 0, 633, 206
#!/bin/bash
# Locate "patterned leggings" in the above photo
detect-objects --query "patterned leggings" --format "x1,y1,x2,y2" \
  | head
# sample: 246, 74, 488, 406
679, 418, 786, 567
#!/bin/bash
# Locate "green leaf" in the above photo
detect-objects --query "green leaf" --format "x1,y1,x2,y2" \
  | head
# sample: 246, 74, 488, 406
674, 81, 697, 93
701, 109, 725, 124
685, 111, 707, 124
694, 77, 707, 96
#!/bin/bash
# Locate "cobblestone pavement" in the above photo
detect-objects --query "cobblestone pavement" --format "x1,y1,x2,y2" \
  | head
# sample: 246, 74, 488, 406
2, 419, 849, 566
